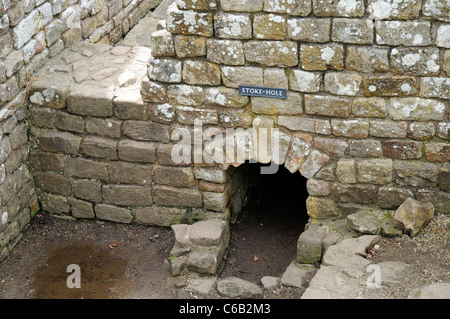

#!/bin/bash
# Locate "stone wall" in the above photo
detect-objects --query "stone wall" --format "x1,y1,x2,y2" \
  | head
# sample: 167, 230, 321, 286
21, 0, 450, 239
141, 0, 449, 222
0, 0, 161, 261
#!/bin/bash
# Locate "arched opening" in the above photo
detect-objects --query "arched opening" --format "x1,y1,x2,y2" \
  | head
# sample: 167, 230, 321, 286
220, 161, 309, 283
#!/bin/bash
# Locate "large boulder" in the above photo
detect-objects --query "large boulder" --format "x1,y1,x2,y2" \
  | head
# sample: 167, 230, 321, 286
394, 198, 434, 237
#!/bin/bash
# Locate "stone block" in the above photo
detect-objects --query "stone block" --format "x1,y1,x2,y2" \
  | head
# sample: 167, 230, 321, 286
289, 69, 322, 93
0, 77, 19, 104
149, 103, 176, 124
12, 9, 40, 48
346, 46, 389, 73
150, 29, 175, 58
264, 67, 288, 89
177, 106, 218, 125
67, 85, 114, 117
0, 33, 13, 59
40, 129, 81, 155
332, 18, 373, 44
423, 0, 450, 22
332, 183, 378, 204
389, 98, 445, 121
53, 111, 84, 133
102, 185, 152, 207
153, 165, 195, 187
174, 35, 206, 58
394, 161, 440, 187
419, 77, 450, 100
4, 50, 23, 78
73, 179, 102, 202
85, 118, 121, 139
368, 0, 421, 20
152, 185, 202, 207
35, 172, 72, 196
390, 47, 440, 76
306, 196, 338, 220
349, 139, 383, 158
81, 136, 117, 160
135, 206, 187, 227
40, 192, 70, 214
166, 8, 213, 37
182, 60, 221, 86
244, 40, 298, 67
206, 39, 245, 66
408, 122, 435, 141
65, 157, 109, 180
95, 204, 133, 224
304, 94, 350, 117
9, 123, 27, 150
439, 163, 450, 192
114, 88, 148, 120
296, 228, 326, 264
369, 120, 407, 138
253, 13, 286, 40
314, 137, 348, 156
168, 84, 205, 106
436, 25, 450, 48
300, 43, 344, 71
221, 66, 263, 88
252, 92, 302, 115
278, 117, 331, 135
69, 197, 95, 219
416, 189, 449, 214
141, 79, 166, 104
445, 51, 450, 77
287, 17, 330, 42
363, 76, 417, 97
214, 13, 252, 39
109, 162, 152, 186
356, 159, 393, 184
324, 72, 362, 96
148, 58, 182, 83
203, 191, 228, 211
123, 120, 170, 143
378, 186, 414, 209
331, 119, 369, 138
336, 159, 356, 184
206, 87, 249, 108
437, 122, 450, 140
306, 179, 330, 197
221, 0, 264, 12
313, 0, 365, 17
176, 0, 218, 10
383, 140, 423, 160
30, 151, 63, 172
351, 97, 387, 118
44, 19, 63, 46
394, 198, 434, 237
425, 143, 450, 162
376, 21, 431, 46
194, 167, 226, 184
118, 140, 156, 163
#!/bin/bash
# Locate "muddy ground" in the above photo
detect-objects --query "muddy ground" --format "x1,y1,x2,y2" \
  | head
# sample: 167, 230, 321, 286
0, 165, 448, 299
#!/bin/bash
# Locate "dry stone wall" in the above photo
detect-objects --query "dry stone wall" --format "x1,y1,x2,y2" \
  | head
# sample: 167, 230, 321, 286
142, 0, 449, 222
0, 0, 161, 261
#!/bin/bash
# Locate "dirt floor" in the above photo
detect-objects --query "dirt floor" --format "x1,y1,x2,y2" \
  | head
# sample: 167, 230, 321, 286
0, 165, 448, 299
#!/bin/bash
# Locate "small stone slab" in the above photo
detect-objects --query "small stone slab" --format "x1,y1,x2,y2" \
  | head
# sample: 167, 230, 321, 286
217, 277, 263, 299
280, 262, 316, 288
188, 219, 227, 247
185, 275, 217, 296
261, 276, 280, 290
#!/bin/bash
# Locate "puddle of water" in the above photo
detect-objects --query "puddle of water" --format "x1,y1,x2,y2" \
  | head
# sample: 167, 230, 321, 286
32, 244, 127, 299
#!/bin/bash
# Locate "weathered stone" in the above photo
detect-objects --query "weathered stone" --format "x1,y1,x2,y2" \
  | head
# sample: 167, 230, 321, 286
439, 163, 450, 192
168, 84, 205, 106
0, 77, 19, 105
368, 0, 421, 20
346, 46, 389, 73
280, 262, 316, 288
394, 198, 434, 237
166, 7, 213, 37
30, 151, 63, 172
289, 69, 322, 93
86, 118, 121, 139
364, 76, 417, 97
217, 277, 262, 299
347, 210, 385, 235
356, 159, 393, 184
221, 66, 263, 89
389, 98, 445, 121
221, 0, 264, 12
331, 119, 369, 138
95, 204, 133, 224
182, 60, 221, 86
118, 140, 156, 163
390, 47, 440, 76
445, 51, 450, 76
253, 13, 286, 40
206, 87, 249, 108
176, 106, 218, 125
73, 179, 102, 203
148, 58, 182, 83
244, 40, 298, 67
437, 122, 450, 140
40, 129, 81, 155
152, 185, 202, 207
383, 140, 423, 160
65, 157, 108, 181
408, 283, 450, 299
135, 206, 187, 227
206, 39, 245, 65
103, 185, 152, 207
370, 120, 407, 138
153, 165, 194, 188
176, 0, 218, 10
261, 276, 280, 290
314, 137, 348, 157
69, 197, 95, 219
324, 72, 362, 96
313, 0, 365, 17
305, 95, 350, 117
123, 120, 170, 143
348, 139, 383, 158
378, 186, 414, 209
332, 18, 373, 44
81, 136, 117, 160
336, 159, 356, 184
425, 143, 450, 162
214, 12, 252, 39
185, 275, 217, 295
287, 17, 330, 42
203, 192, 228, 211
419, 77, 450, 99
141, 79, 166, 104
296, 228, 326, 263
300, 150, 330, 179
149, 103, 175, 124
436, 25, 450, 48
416, 189, 450, 214
12, 9, 40, 49
150, 29, 175, 58
306, 179, 330, 197
186, 247, 224, 274
306, 196, 338, 220
252, 92, 302, 115
174, 35, 206, 58
332, 183, 378, 204
67, 85, 114, 117
189, 219, 227, 247
4, 50, 23, 78
35, 171, 71, 196
40, 192, 70, 214
394, 161, 440, 187
264, 67, 288, 88
109, 162, 152, 186
300, 43, 344, 71
279, 117, 331, 135
0, 33, 13, 59
376, 21, 431, 46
